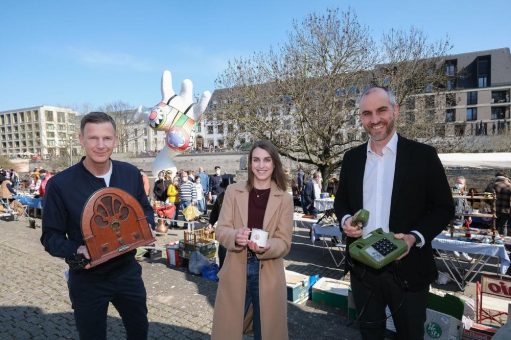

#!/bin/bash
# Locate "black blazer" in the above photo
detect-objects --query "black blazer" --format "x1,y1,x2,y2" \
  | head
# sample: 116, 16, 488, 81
334, 135, 454, 291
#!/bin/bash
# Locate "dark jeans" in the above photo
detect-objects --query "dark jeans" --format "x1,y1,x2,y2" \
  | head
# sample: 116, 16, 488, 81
350, 265, 428, 340
496, 214, 510, 236
244, 256, 261, 340
68, 260, 148, 340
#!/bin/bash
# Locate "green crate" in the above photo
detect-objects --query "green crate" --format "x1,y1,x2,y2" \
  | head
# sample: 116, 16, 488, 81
312, 277, 350, 309
285, 270, 309, 304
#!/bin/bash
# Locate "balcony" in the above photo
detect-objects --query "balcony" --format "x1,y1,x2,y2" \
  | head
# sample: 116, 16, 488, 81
491, 106, 510, 120
491, 89, 510, 104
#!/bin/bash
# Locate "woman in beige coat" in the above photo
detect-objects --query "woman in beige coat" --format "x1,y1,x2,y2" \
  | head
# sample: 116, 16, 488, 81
212, 140, 293, 340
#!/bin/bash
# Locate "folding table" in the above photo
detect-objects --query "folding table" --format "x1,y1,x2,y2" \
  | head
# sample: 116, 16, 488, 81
311, 223, 345, 267
432, 233, 510, 290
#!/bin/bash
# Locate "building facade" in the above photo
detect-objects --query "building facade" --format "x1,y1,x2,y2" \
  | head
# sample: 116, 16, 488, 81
0, 105, 79, 159
2, 49, 509, 159
409, 48, 511, 137
200, 47, 511, 147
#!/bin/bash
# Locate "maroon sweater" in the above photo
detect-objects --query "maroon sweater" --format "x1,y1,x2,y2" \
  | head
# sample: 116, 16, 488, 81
248, 188, 271, 229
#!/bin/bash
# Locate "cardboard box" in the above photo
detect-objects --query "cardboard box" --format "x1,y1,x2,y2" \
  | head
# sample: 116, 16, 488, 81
424, 309, 463, 340
347, 289, 465, 340
311, 277, 350, 309
285, 270, 309, 304
462, 323, 497, 340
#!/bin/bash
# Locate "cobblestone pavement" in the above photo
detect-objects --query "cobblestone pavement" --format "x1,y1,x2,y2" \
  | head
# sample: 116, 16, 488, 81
0, 218, 360, 339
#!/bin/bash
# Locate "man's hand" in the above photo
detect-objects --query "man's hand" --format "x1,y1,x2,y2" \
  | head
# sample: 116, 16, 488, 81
394, 233, 416, 260
76, 245, 91, 269
235, 227, 251, 247
342, 217, 363, 238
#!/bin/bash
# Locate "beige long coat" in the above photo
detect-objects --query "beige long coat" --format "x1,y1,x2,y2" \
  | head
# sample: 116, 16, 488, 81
211, 181, 293, 340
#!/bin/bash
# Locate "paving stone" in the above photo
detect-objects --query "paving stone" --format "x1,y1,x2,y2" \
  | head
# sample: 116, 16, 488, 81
0, 219, 362, 339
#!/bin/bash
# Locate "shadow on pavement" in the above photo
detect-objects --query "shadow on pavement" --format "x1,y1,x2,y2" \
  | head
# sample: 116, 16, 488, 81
0, 306, 210, 339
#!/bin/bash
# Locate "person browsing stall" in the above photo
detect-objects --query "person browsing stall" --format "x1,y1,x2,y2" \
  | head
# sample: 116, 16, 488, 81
212, 140, 293, 340
40, 112, 155, 340
334, 87, 454, 339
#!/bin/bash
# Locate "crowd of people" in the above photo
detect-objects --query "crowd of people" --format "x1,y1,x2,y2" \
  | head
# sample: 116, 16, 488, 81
0, 94, 507, 340
151, 165, 233, 224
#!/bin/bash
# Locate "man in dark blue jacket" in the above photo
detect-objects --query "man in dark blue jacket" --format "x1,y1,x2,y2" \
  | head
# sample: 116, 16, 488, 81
41, 112, 155, 340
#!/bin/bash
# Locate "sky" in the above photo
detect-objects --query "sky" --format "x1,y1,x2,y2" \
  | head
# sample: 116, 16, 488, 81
1, 0, 510, 112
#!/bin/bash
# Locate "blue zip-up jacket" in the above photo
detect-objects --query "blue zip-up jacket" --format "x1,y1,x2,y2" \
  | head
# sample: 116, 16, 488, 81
41, 158, 155, 274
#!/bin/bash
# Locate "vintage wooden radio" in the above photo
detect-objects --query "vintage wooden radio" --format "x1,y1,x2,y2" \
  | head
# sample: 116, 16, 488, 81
81, 187, 155, 267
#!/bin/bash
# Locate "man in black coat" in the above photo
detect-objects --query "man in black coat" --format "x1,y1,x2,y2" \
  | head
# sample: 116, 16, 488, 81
334, 87, 454, 339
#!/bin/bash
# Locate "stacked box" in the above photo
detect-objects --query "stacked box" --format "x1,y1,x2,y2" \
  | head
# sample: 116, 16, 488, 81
285, 270, 309, 304
179, 240, 217, 259
311, 277, 350, 309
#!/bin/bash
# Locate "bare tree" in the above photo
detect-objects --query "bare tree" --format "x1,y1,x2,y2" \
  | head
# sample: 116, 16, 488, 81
215, 8, 451, 187
369, 28, 452, 146
216, 9, 378, 186
98, 101, 142, 153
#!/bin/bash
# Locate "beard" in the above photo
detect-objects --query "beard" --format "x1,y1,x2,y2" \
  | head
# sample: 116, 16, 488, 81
365, 116, 396, 142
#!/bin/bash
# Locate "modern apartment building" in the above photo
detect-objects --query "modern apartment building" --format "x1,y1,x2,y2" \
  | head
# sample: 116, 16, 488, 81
409, 47, 511, 137
199, 47, 511, 148
0, 105, 79, 159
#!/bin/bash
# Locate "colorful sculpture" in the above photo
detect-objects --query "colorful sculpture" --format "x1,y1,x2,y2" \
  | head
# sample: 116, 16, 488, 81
137, 70, 211, 175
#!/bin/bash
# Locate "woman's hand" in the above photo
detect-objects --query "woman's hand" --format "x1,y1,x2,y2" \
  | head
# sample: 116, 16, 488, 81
235, 227, 251, 247
247, 240, 270, 254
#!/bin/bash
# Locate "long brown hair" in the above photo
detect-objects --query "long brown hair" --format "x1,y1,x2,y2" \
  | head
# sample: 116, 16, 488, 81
246, 140, 287, 191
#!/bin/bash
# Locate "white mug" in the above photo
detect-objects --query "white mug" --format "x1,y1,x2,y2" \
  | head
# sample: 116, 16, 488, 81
250, 228, 268, 248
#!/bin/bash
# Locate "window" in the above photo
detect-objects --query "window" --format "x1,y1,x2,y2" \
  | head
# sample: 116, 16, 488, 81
405, 97, 415, 110
491, 107, 506, 120
478, 77, 488, 88
467, 91, 478, 105
446, 93, 456, 107
477, 56, 490, 88
445, 60, 457, 76
466, 108, 477, 121
425, 95, 435, 109
445, 109, 455, 122
446, 79, 456, 91
47, 123, 55, 130
405, 112, 415, 124
217, 124, 224, 134
228, 124, 233, 133
57, 112, 66, 123
45, 110, 54, 121
426, 109, 436, 121
207, 126, 214, 134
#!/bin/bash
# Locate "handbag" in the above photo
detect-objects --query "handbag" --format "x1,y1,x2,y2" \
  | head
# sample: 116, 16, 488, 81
182, 205, 201, 221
